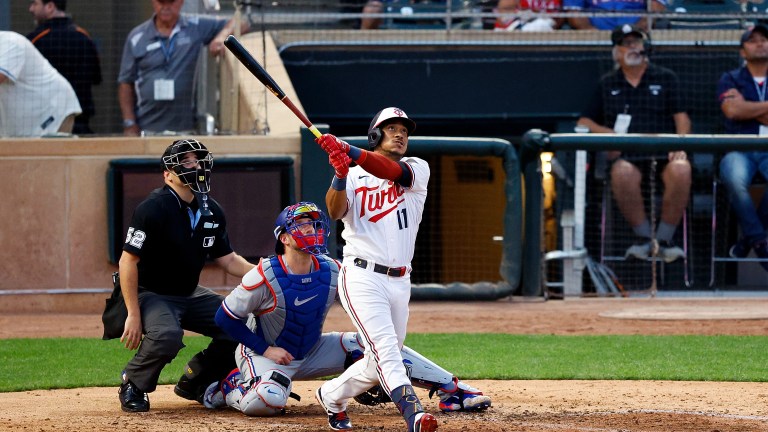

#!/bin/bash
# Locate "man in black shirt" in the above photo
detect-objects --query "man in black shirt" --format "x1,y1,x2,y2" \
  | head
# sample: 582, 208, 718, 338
577, 24, 692, 263
27, 0, 102, 134
116, 139, 254, 412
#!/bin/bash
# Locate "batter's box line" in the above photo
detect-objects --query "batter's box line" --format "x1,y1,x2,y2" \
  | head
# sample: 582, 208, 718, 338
572, 409, 768, 421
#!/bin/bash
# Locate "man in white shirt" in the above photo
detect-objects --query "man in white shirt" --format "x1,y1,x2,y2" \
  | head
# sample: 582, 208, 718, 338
0, 31, 81, 137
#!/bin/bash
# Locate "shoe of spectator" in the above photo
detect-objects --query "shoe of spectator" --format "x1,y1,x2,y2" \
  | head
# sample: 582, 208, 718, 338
624, 238, 652, 260
752, 239, 768, 272
119, 378, 149, 412
729, 237, 751, 258
658, 240, 685, 263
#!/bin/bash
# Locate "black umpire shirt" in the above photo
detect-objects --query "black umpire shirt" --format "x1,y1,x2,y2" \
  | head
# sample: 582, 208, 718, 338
581, 63, 686, 135
123, 185, 233, 296
27, 17, 102, 119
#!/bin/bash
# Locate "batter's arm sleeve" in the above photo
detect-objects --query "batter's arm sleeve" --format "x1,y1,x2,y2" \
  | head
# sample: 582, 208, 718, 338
349, 147, 412, 185
215, 305, 270, 355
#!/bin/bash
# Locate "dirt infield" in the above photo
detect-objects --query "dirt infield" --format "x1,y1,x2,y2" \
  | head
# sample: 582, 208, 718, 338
2, 297, 768, 431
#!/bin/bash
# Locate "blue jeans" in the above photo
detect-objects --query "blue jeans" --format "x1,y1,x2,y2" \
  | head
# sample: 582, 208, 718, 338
719, 151, 768, 244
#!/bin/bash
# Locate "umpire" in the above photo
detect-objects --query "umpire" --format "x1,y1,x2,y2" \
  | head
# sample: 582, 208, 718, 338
113, 139, 254, 412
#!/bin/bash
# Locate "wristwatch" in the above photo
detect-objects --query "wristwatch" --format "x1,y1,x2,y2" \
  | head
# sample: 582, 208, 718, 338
122, 119, 136, 128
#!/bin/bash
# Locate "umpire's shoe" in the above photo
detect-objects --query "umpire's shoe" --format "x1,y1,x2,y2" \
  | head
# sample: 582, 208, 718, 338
119, 379, 150, 412
315, 387, 352, 430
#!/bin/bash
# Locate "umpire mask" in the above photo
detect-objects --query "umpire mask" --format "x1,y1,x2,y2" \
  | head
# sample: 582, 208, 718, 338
161, 139, 214, 194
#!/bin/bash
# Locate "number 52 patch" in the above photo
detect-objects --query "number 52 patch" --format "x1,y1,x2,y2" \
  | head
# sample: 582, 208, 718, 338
125, 227, 146, 248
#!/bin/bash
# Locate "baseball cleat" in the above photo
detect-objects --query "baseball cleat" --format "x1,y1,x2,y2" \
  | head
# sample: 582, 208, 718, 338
202, 381, 226, 409
438, 381, 491, 413
439, 393, 492, 412
119, 379, 150, 412
315, 387, 352, 430
413, 412, 438, 432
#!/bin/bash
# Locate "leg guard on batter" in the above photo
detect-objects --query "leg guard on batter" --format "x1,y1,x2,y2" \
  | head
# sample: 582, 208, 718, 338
229, 369, 293, 417
352, 344, 491, 412
392, 384, 438, 432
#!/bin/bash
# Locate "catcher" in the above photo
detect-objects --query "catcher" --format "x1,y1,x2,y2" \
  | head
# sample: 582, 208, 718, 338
201, 202, 492, 419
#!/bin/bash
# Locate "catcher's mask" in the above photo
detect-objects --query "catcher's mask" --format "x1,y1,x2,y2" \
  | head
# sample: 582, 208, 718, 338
161, 139, 213, 193
367, 107, 416, 149
273, 202, 330, 256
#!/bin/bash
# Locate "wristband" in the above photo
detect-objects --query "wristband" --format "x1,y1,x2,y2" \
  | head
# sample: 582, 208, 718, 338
348, 145, 362, 161
331, 175, 347, 191
122, 119, 136, 128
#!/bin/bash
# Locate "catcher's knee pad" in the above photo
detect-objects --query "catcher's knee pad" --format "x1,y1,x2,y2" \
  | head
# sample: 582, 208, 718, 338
239, 370, 292, 417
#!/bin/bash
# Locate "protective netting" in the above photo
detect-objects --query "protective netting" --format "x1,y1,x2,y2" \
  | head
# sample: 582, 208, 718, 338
3, 2, 764, 135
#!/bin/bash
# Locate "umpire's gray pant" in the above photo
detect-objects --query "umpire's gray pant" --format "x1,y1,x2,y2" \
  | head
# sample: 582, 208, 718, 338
123, 286, 231, 393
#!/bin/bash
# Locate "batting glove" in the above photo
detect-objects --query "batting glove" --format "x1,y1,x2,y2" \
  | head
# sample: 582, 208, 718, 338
316, 134, 350, 155
329, 149, 350, 178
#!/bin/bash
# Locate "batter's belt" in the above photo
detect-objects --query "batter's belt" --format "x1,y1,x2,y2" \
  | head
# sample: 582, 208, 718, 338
353, 258, 407, 277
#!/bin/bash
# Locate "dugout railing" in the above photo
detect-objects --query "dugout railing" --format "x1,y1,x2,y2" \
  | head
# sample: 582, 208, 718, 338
521, 131, 768, 297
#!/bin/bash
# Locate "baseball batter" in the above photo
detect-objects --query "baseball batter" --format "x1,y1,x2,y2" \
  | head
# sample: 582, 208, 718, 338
314, 108, 490, 432
202, 202, 491, 419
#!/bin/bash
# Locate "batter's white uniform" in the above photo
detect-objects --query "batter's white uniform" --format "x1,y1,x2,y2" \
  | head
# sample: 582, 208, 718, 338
321, 156, 430, 413
0, 31, 81, 137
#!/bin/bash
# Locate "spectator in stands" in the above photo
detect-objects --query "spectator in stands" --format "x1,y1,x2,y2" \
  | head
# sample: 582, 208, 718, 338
564, 0, 667, 31
716, 24, 768, 270
576, 24, 691, 263
118, 0, 249, 136
494, 0, 564, 31
0, 31, 81, 137
359, 0, 387, 30
27, 0, 102, 135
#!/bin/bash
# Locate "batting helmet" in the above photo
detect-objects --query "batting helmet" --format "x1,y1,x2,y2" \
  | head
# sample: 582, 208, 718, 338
161, 139, 214, 194
367, 107, 416, 149
273, 202, 330, 256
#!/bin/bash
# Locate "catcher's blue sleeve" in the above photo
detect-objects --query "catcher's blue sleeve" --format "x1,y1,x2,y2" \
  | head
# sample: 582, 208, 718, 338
214, 306, 270, 355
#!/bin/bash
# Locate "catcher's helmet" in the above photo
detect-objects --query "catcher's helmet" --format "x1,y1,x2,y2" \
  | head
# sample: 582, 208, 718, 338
367, 107, 416, 149
161, 139, 213, 193
273, 202, 330, 256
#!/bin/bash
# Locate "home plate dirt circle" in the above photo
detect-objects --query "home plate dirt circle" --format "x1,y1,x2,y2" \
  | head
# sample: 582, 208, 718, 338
599, 305, 768, 320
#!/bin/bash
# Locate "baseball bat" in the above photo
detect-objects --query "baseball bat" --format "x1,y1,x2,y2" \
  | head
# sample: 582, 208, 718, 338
223, 35, 322, 138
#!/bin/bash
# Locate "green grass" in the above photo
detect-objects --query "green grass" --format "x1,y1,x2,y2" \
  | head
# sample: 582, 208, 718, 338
1, 334, 766, 392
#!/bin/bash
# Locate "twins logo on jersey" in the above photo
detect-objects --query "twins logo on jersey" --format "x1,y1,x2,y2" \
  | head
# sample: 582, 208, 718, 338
355, 181, 405, 223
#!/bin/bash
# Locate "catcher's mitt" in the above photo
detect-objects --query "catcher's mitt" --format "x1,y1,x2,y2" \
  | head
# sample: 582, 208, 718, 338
354, 385, 392, 406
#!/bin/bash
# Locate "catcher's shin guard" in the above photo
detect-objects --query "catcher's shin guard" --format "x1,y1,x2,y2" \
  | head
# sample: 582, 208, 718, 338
175, 339, 238, 403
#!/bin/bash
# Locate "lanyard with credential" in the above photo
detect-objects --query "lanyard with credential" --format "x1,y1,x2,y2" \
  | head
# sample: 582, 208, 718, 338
754, 78, 766, 102
160, 34, 177, 63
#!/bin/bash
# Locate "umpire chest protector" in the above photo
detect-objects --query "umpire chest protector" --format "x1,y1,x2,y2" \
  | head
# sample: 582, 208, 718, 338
253, 255, 338, 359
